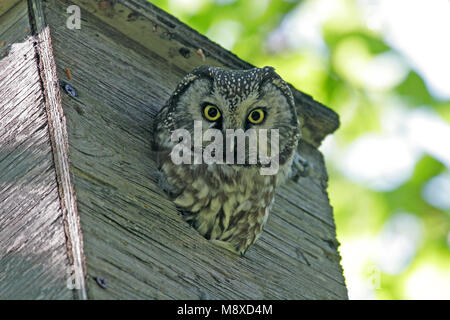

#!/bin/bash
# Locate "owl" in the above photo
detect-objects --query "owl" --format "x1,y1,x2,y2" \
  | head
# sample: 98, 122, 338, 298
153, 66, 301, 255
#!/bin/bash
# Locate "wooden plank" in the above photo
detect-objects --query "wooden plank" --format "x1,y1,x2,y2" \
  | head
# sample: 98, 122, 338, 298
66, 0, 339, 148
34, 25, 88, 300
43, 0, 347, 299
0, 0, 30, 60
0, 32, 73, 299
0, 0, 20, 17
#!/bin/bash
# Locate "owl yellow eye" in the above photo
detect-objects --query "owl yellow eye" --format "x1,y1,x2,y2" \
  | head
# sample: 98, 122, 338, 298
203, 104, 221, 121
248, 109, 265, 124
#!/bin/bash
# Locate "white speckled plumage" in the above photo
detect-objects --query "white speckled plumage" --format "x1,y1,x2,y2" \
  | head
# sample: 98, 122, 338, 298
153, 66, 300, 255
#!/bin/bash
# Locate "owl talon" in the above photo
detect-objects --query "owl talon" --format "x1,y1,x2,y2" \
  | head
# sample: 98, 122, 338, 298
157, 170, 170, 193
291, 153, 312, 181
184, 214, 195, 227
157, 169, 180, 198
210, 239, 245, 256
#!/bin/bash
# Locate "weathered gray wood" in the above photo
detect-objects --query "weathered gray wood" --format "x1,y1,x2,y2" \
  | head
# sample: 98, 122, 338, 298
0, 0, 21, 18
0, 0, 346, 299
66, 0, 339, 148
0, 0, 30, 58
0, 29, 72, 299
34, 24, 88, 300
40, 0, 347, 299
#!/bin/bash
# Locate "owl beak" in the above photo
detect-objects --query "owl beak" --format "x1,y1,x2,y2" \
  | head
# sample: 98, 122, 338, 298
222, 118, 242, 162
223, 134, 241, 164
224, 133, 236, 154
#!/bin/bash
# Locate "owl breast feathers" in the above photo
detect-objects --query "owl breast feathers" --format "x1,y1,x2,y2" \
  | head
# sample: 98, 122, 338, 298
153, 66, 300, 255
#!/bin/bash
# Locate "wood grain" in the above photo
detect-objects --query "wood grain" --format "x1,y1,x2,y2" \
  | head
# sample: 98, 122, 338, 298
0, 0, 30, 59
41, 0, 347, 299
34, 24, 88, 300
0, 0, 346, 299
0, 0, 20, 18
69, 0, 340, 148
0, 23, 72, 298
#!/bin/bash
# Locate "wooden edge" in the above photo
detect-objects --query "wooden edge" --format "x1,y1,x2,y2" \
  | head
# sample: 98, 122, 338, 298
121, 0, 340, 146
28, 0, 87, 300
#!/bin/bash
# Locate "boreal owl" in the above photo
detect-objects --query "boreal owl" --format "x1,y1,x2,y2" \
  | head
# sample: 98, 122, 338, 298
153, 66, 301, 255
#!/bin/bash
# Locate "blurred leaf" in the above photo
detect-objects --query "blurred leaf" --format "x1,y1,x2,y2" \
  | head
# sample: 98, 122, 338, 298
328, 171, 389, 236
383, 155, 448, 264
394, 71, 435, 106
148, 0, 450, 300
435, 102, 450, 123
384, 155, 445, 213
324, 30, 390, 55
254, 51, 329, 103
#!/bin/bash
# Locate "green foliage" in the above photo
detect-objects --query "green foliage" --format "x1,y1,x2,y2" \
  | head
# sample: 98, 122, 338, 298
149, 0, 450, 299
395, 71, 434, 106
323, 30, 390, 55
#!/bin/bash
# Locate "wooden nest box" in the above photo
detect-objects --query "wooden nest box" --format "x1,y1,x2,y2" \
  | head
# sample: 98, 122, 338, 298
0, 0, 347, 299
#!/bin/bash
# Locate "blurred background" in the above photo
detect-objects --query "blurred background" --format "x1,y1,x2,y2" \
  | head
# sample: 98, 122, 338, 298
149, 0, 450, 299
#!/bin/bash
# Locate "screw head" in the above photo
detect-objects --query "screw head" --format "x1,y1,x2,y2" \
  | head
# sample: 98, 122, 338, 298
94, 276, 108, 289
64, 83, 76, 97
178, 47, 190, 59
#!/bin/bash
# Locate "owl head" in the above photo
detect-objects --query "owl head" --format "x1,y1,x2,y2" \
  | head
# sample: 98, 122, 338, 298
161, 66, 300, 169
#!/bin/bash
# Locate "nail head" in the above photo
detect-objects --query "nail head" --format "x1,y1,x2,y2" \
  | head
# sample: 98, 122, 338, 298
94, 276, 108, 289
